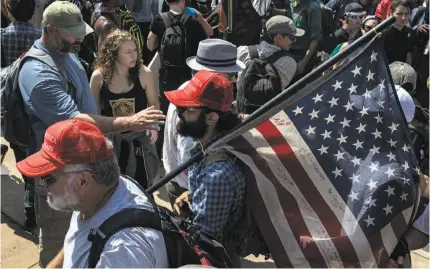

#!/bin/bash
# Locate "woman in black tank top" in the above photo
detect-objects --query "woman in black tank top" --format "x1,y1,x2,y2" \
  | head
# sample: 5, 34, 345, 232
90, 30, 160, 189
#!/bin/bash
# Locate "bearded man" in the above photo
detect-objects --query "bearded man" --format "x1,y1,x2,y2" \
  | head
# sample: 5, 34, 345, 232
17, 2, 165, 266
166, 70, 246, 267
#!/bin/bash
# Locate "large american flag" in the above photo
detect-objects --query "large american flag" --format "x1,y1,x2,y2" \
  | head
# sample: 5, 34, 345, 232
211, 37, 420, 267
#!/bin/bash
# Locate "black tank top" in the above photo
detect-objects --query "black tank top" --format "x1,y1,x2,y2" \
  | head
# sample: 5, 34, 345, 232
100, 78, 148, 117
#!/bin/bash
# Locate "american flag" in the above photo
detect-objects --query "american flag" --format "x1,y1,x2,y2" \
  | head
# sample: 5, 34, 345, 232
210, 37, 420, 267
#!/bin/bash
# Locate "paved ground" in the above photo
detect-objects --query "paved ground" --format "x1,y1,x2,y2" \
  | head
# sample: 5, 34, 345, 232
1, 138, 428, 268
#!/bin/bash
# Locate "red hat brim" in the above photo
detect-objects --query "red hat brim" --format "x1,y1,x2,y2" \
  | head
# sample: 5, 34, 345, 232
16, 150, 65, 177
164, 88, 203, 108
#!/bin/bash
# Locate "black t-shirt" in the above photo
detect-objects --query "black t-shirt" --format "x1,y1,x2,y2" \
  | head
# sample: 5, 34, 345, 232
149, 11, 207, 55
384, 25, 415, 64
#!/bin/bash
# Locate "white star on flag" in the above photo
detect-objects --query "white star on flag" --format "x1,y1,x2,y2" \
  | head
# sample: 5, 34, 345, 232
364, 215, 375, 227
348, 191, 359, 201
343, 101, 354, 111
400, 192, 408, 202
318, 145, 329, 155
367, 180, 377, 190
332, 80, 343, 91
402, 161, 410, 171
366, 198, 377, 208
402, 144, 410, 152
334, 150, 345, 161
347, 84, 358, 94
337, 134, 348, 144
340, 118, 351, 128
349, 173, 360, 183
400, 176, 410, 185
388, 138, 397, 148
292, 106, 304, 116
388, 122, 399, 133
370, 50, 378, 62
376, 100, 385, 108
359, 106, 369, 117
353, 139, 364, 150
367, 70, 375, 81
370, 145, 380, 155
312, 93, 323, 103
305, 126, 316, 135
385, 185, 395, 196
351, 156, 362, 167
356, 123, 367, 133
351, 65, 362, 77
372, 128, 382, 139
321, 130, 332, 140
328, 97, 339, 107
332, 167, 343, 178
369, 162, 379, 172
386, 152, 396, 161
325, 114, 335, 124
383, 203, 393, 215
363, 89, 372, 98
385, 167, 395, 179
309, 109, 319, 120
378, 79, 386, 90
374, 114, 383, 123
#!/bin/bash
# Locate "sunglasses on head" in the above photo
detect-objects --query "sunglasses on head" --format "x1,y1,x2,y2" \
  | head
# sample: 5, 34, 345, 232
176, 107, 202, 113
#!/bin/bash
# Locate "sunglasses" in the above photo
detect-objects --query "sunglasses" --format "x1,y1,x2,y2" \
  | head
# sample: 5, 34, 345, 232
284, 34, 297, 42
41, 174, 57, 187
176, 107, 202, 113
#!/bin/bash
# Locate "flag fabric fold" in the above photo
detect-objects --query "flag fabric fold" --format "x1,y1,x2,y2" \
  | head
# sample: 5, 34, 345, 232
210, 36, 420, 268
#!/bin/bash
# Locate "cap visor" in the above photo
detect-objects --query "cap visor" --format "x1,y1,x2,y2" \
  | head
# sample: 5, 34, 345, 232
63, 22, 94, 39
164, 88, 203, 108
293, 28, 305, 37
16, 151, 63, 178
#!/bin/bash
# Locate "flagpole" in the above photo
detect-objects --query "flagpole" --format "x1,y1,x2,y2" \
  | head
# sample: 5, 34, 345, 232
147, 16, 395, 194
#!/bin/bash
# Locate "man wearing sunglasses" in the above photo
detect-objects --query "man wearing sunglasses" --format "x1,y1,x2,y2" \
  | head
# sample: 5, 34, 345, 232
166, 70, 246, 267
16, 119, 168, 268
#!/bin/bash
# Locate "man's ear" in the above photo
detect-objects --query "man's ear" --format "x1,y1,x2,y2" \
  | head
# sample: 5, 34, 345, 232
205, 112, 219, 126
79, 171, 92, 188
46, 24, 56, 35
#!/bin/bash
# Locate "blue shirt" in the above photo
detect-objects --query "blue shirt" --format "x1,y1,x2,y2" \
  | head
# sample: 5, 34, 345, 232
18, 39, 97, 152
188, 141, 246, 241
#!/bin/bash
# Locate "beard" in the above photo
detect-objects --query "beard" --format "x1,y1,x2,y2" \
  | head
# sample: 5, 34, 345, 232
177, 111, 208, 139
54, 34, 81, 54
47, 180, 79, 212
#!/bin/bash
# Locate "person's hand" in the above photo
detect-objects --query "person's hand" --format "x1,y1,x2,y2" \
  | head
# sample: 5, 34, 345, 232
420, 174, 429, 198
129, 106, 165, 131
173, 191, 191, 216
296, 59, 308, 75
147, 129, 158, 144
417, 24, 429, 34
386, 257, 403, 268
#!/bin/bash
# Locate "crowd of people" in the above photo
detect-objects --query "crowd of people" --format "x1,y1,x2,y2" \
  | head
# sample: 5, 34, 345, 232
0, 0, 429, 268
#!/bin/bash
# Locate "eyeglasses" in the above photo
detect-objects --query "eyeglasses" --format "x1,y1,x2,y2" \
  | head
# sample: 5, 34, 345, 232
176, 107, 202, 113
284, 34, 297, 43
41, 175, 57, 187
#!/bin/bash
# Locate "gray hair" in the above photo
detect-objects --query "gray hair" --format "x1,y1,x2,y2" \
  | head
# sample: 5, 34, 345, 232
62, 139, 120, 186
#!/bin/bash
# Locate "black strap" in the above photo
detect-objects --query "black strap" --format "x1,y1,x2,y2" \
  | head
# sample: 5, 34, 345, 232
265, 50, 286, 87
87, 176, 162, 268
248, 46, 259, 60
160, 12, 172, 29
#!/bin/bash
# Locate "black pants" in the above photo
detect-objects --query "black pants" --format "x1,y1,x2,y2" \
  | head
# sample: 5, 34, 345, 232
137, 21, 155, 66
10, 143, 35, 222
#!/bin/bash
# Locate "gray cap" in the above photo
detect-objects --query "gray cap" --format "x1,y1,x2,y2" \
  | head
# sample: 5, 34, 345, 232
266, 15, 305, 37
389, 61, 417, 93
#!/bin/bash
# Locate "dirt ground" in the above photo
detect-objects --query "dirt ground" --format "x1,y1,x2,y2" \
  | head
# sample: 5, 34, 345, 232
1, 138, 428, 268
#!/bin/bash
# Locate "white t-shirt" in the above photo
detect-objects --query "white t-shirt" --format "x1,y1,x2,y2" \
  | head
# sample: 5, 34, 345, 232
63, 176, 169, 268
29, 0, 48, 29
162, 81, 196, 189
413, 204, 429, 235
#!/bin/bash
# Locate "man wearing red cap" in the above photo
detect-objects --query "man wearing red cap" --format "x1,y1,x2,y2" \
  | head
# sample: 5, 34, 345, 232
16, 119, 168, 268
167, 70, 246, 266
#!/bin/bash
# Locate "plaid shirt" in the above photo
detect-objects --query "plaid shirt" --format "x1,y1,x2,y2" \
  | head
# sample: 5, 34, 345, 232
1, 22, 42, 67
188, 137, 246, 240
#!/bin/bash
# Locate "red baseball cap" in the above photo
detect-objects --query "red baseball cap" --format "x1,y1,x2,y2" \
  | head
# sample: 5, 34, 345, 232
164, 70, 234, 112
16, 119, 113, 177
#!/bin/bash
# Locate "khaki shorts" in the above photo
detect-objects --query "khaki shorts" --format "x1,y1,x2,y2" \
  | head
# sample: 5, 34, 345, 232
35, 181, 71, 267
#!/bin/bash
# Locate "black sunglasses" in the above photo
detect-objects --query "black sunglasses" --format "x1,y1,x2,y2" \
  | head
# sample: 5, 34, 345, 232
41, 174, 57, 186
284, 34, 297, 42
176, 106, 202, 113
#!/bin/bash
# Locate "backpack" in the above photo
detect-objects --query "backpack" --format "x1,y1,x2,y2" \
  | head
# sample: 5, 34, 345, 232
0, 47, 58, 147
201, 149, 270, 259
319, 4, 338, 38
159, 12, 190, 89
87, 176, 233, 268
409, 103, 429, 176
236, 46, 286, 114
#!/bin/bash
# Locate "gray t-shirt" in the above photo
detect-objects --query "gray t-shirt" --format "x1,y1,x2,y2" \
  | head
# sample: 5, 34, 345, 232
63, 176, 169, 268
18, 39, 97, 152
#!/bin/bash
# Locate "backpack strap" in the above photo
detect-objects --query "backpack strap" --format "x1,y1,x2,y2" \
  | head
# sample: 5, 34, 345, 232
201, 148, 235, 170
248, 46, 259, 60
264, 50, 286, 89
160, 12, 172, 28
23, 46, 57, 71
87, 176, 162, 268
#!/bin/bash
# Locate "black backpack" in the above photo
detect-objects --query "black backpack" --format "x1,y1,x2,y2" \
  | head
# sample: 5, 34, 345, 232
237, 46, 287, 114
159, 12, 190, 89
87, 176, 233, 268
0, 47, 58, 147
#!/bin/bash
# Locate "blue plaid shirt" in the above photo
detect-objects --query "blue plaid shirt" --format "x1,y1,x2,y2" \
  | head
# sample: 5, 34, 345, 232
188, 141, 246, 241
1, 22, 41, 67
